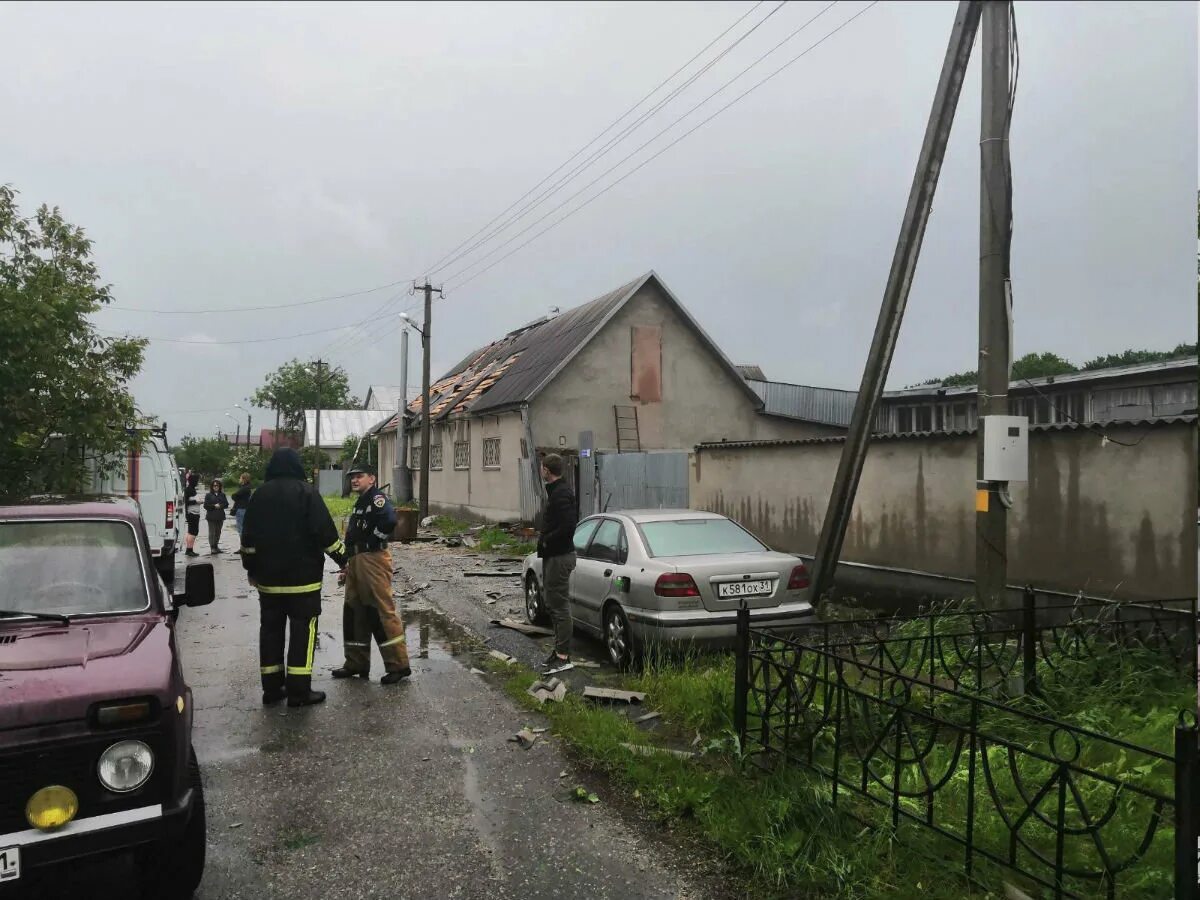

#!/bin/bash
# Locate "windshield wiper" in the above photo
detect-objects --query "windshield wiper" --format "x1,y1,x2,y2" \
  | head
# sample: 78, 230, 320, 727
0, 609, 70, 625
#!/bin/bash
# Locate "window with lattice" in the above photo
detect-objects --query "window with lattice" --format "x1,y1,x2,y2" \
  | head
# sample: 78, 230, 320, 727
482, 438, 501, 470
410, 444, 421, 469
454, 441, 470, 470
430, 444, 443, 470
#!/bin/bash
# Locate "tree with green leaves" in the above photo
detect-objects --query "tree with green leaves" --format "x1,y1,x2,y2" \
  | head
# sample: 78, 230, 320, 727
222, 445, 268, 486
0, 186, 148, 495
916, 352, 1079, 389
251, 359, 358, 432
173, 436, 233, 480
1081, 344, 1196, 371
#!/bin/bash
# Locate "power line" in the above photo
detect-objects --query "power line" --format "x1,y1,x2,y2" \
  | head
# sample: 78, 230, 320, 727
427, 1, 793, 280
106, 278, 410, 315
418, 1, 770, 278
94, 322, 360, 345
444, 1, 874, 291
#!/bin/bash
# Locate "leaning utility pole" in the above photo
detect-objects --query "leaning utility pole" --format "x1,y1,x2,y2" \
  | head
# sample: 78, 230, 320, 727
412, 280, 443, 520
809, 1, 983, 603
975, 1, 1014, 607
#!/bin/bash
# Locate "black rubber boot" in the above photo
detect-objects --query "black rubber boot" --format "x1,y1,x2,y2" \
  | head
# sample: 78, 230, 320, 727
380, 668, 412, 685
331, 668, 369, 680
287, 690, 326, 708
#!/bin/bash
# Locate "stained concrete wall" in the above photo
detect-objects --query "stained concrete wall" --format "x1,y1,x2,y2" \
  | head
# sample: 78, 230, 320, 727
410, 411, 527, 521
532, 281, 842, 452
692, 421, 1197, 601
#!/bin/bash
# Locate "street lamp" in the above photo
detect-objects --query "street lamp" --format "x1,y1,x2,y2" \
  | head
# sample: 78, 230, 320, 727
401, 311, 431, 519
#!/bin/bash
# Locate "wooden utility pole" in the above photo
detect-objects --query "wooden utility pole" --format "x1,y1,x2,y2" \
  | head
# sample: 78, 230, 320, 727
810, 1, 984, 602
412, 280, 443, 520
975, 1, 1014, 606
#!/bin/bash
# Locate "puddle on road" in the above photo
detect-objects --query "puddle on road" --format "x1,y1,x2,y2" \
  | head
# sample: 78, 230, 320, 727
403, 605, 486, 661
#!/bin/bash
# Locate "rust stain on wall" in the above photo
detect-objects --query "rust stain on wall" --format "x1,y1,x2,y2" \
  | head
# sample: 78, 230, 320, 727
630, 325, 662, 403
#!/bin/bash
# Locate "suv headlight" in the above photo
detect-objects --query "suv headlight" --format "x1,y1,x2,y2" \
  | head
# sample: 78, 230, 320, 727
98, 740, 154, 793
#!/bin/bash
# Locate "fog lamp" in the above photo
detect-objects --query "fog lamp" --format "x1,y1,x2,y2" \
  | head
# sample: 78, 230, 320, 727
25, 785, 78, 831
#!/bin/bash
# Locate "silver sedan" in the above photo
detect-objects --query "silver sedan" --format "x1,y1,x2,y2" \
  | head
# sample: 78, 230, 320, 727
522, 509, 814, 669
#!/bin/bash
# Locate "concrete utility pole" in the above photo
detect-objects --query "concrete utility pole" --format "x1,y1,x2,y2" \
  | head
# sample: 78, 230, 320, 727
399, 325, 411, 502
411, 280, 443, 520
810, 1, 983, 603
976, 1, 1014, 607
313, 358, 326, 485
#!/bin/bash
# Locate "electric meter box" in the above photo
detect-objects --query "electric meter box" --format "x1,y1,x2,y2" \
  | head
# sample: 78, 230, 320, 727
982, 415, 1029, 482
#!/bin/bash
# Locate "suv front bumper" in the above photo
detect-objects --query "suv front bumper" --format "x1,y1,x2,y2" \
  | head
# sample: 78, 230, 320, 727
0, 787, 194, 886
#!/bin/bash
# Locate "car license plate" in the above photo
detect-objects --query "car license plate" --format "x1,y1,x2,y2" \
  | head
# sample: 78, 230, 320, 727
718, 579, 772, 598
0, 846, 19, 882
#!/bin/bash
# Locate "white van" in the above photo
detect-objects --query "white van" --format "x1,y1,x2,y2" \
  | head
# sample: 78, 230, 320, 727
86, 426, 184, 581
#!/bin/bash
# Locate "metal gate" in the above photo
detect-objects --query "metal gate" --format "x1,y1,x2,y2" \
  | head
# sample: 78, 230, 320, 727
595, 451, 688, 514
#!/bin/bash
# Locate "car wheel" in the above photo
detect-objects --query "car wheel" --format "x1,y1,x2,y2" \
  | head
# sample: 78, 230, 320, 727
603, 602, 637, 671
138, 747, 206, 900
525, 575, 549, 626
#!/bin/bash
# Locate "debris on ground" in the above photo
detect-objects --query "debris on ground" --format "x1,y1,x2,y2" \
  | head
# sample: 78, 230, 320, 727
488, 650, 518, 665
527, 677, 567, 705
490, 618, 554, 637
230, 822, 244, 829
620, 742, 696, 760
583, 686, 647, 704
531, 727, 549, 734
465, 571, 521, 578
509, 728, 538, 749
469, 668, 486, 675
572, 787, 601, 804
462, 536, 478, 549
421, 517, 437, 528
634, 711, 662, 724
573, 659, 601, 669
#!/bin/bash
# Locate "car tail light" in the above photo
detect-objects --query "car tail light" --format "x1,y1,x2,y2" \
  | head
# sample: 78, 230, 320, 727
166, 500, 175, 521
787, 564, 811, 590
655, 573, 700, 598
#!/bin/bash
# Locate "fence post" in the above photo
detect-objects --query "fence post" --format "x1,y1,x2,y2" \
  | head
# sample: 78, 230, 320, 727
1022, 585, 1039, 698
1175, 712, 1199, 900
734, 603, 750, 751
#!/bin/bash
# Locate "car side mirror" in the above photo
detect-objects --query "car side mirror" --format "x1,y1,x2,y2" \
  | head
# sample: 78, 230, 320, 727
175, 563, 215, 608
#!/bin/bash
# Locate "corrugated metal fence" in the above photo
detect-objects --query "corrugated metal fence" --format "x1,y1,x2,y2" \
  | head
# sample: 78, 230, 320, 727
596, 451, 688, 513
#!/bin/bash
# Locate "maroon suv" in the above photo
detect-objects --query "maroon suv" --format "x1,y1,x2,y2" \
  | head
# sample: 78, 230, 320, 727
0, 497, 214, 898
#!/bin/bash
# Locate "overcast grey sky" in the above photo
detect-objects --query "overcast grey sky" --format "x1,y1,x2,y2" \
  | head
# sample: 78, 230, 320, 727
2, 1, 1195, 441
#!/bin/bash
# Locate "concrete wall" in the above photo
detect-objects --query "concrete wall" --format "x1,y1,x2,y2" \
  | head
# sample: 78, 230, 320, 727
409, 411, 526, 521
691, 421, 1197, 601
532, 282, 842, 451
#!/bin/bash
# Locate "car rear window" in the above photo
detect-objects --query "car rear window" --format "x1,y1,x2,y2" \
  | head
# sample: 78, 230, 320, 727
638, 518, 766, 557
0, 520, 150, 616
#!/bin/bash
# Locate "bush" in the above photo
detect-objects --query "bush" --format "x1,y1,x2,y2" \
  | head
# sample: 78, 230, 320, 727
221, 446, 268, 487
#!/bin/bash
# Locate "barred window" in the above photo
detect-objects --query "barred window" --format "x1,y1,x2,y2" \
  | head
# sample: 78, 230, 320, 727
410, 445, 421, 469
431, 444, 443, 470
482, 438, 501, 469
454, 441, 470, 470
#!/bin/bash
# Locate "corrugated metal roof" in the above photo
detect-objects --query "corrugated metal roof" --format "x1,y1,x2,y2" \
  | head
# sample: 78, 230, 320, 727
884, 356, 1198, 400
695, 415, 1197, 452
736, 364, 767, 381
303, 410, 392, 448
747, 379, 856, 427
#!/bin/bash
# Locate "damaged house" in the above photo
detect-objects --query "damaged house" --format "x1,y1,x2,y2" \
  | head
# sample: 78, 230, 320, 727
390, 271, 842, 521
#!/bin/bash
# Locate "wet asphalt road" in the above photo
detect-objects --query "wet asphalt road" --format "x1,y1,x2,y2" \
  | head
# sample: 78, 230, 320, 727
72, 526, 711, 900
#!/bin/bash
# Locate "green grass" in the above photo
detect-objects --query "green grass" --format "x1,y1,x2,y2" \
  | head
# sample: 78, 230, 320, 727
322, 495, 355, 518
475, 525, 536, 557
434, 515, 471, 536
483, 633, 1189, 899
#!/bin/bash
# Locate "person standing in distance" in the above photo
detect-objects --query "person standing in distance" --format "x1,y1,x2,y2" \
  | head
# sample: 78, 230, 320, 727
183, 471, 202, 557
241, 448, 347, 708
538, 454, 578, 675
332, 463, 411, 685
231, 472, 253, 553
203, 478, 229, 554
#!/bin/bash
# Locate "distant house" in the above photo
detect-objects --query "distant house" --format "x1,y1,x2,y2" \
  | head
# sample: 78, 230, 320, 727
363, 385, 406, 412
302, 410, 392, 463
399, 271, 843, 521
875, 357, 1198, 434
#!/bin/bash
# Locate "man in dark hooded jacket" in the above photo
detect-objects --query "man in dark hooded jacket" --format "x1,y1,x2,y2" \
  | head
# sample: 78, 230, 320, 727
241, 448, 347, 707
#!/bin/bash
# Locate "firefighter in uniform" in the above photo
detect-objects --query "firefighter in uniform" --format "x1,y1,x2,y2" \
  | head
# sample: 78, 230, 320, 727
332, 463, 412, 685
241, 448, 347, 708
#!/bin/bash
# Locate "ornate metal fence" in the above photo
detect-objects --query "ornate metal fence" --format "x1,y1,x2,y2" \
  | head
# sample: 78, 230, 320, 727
733, 594, 1199, 899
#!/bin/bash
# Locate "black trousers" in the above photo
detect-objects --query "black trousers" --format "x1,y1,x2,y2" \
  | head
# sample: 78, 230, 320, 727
259, 591, 321, 696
